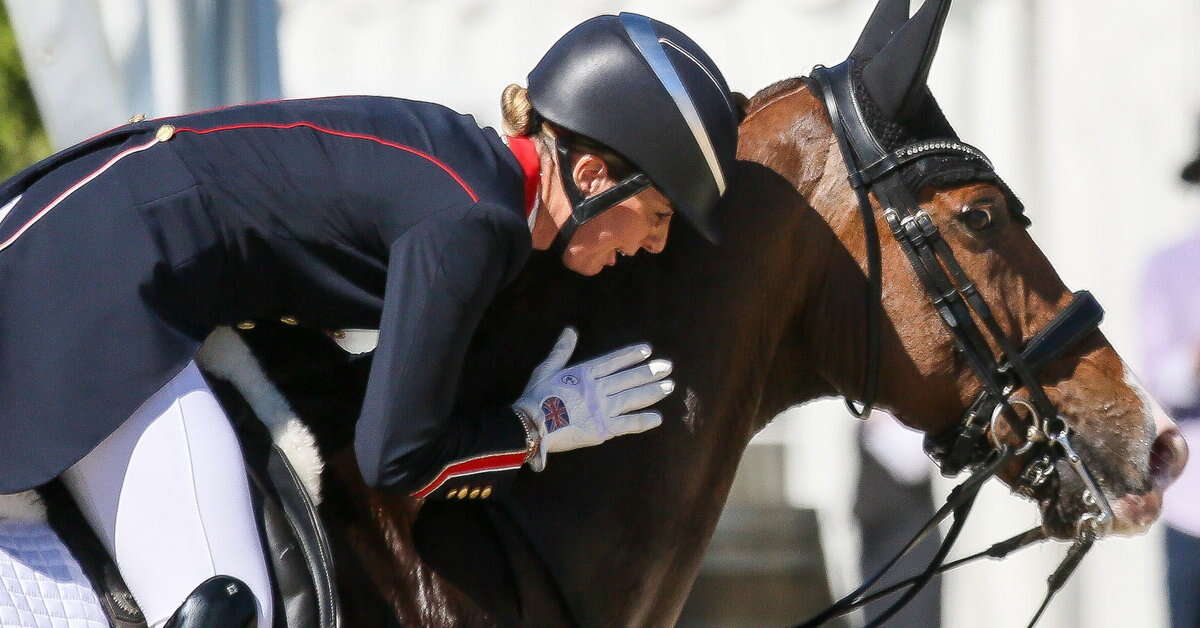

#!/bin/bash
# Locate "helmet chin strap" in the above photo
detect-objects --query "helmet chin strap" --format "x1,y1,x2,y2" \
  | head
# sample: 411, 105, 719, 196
549, 139, 652, 257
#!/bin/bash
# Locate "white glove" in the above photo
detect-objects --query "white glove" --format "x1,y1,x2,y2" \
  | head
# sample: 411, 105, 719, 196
514, 327, 673, 471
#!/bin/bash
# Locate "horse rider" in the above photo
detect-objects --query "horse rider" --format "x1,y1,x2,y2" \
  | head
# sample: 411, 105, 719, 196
0, 13, 738, 627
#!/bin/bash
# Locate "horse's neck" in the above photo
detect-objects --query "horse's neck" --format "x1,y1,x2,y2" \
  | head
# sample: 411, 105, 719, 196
445, 84, 891, 625
745, 80, 973, 431
741, 80, 875, 416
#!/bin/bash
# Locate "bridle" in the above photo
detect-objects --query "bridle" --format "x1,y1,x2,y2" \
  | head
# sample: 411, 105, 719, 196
797, 60, 1112, 627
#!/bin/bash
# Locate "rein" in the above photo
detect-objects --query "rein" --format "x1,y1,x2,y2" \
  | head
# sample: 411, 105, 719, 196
797, 62, 1110, 627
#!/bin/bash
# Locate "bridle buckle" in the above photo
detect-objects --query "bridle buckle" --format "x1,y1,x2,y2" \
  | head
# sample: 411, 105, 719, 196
1020, 454, 1055, 489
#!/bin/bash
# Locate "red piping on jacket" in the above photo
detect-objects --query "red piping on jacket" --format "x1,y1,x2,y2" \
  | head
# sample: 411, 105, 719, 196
0, 136, 163, 253
172, 122, 480, 202
84, 95, 380, 143
409, 450, 527, 499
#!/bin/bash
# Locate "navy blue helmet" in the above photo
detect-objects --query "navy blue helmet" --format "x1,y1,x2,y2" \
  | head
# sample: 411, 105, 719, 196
528, 13, 738, 243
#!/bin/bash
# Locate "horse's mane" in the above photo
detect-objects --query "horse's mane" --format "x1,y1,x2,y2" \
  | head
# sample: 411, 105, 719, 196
745, 77, 808, 117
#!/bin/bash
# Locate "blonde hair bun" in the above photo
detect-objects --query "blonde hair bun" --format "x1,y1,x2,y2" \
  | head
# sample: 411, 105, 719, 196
500, 84, 539, 136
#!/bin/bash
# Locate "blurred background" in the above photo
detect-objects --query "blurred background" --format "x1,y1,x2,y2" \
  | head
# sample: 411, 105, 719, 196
3, 1, 1197, 626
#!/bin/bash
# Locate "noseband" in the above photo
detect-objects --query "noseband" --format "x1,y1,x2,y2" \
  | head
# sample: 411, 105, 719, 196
798, 61, 1110, 627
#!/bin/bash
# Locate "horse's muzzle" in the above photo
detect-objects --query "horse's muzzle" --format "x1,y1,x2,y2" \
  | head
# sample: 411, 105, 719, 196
1109, 409, 1187, 536
1037, 403, 1187, 539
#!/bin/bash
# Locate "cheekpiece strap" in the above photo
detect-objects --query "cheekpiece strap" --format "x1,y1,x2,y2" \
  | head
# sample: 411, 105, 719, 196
812, 65, 885, 418
549, 140, 652, 256
812, 62, 886, 188
927, 290, 1106, 475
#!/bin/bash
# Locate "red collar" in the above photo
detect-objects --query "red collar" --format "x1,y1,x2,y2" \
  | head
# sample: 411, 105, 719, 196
506, 135, 541, 218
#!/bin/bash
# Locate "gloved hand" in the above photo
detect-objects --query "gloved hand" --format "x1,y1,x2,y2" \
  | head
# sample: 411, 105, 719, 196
514, 327, 673, 471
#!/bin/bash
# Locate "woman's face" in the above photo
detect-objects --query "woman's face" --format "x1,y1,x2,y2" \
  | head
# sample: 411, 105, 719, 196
562, 186, 674, 276
554, 152, 675, 276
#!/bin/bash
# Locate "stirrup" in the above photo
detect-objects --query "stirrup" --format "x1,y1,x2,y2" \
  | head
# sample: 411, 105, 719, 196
164, 575, 257, 628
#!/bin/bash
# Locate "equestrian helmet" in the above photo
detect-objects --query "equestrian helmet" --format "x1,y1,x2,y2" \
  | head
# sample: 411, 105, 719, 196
528, 12, 738, 243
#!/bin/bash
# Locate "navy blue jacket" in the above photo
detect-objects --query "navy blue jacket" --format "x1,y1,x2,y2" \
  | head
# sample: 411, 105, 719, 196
0, 96, 533, 499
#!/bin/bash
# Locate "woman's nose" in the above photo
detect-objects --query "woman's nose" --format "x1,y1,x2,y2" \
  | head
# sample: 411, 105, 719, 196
641, 229, 669, 254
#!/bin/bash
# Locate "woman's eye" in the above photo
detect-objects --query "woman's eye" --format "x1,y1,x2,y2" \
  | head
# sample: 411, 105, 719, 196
655, 212, 673, 224
961, 208, 993, 231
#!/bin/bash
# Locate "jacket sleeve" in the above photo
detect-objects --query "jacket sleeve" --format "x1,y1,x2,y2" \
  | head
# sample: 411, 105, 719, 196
353, 202, 533, 500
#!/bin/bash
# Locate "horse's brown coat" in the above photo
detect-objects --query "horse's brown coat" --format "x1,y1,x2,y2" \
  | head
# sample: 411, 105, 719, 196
234, 78, 1176, 626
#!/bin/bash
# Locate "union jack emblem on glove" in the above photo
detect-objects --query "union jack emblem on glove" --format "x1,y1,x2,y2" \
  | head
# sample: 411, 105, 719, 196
541, 396, 570, 432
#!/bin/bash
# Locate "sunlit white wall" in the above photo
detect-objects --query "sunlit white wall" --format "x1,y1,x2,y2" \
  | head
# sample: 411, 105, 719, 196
11, 1, 1198, 626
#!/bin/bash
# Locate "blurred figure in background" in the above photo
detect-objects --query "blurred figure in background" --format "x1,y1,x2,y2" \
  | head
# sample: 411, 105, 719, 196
1139, 137, 1200, 628
855, 411, 941, 627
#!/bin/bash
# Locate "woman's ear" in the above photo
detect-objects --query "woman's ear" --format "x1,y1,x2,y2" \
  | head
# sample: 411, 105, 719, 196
571, 153, 610, 196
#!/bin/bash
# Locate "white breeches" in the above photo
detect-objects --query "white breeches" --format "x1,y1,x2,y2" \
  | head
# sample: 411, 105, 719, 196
60, 361, 273, 628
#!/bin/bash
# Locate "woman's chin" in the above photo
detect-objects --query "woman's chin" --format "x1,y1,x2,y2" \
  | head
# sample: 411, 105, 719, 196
563, 254, 605, 276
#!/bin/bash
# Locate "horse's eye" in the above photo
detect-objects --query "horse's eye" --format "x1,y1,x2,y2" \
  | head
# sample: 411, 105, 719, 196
960, 207, 993, 231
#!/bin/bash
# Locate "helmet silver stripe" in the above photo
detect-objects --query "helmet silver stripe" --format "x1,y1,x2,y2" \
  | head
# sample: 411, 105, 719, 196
620, 13, 727, 195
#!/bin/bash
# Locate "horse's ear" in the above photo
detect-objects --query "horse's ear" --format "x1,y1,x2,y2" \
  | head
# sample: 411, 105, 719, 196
861, 0, 952, 120
850, 0, 910, 60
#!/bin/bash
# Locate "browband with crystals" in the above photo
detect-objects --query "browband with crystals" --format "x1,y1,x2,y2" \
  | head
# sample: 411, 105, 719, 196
855, 138, 994, 189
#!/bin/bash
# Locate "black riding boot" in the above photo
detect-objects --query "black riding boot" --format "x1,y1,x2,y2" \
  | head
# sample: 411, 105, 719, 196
163, 575, 258, 628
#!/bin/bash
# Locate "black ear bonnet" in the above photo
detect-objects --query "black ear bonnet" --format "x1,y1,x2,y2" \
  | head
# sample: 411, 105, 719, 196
821, 0, 1027, 223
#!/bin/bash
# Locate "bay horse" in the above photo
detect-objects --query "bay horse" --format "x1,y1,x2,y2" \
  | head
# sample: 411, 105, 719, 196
218, 71, 1188, 628
165, 2, 1186, 626
0, 3, 1182, 626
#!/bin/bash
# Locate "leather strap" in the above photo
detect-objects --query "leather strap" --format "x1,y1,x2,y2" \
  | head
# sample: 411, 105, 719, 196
811, 70, 882, 418
549, 139, 652, 257
930, 291, 1104, 475
802, 60, 1110, 628
1021, 291, 1104, 373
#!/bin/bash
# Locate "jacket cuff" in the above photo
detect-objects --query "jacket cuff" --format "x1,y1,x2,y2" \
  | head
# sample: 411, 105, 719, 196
408, 407, 529, 500
409, 451, 525, 500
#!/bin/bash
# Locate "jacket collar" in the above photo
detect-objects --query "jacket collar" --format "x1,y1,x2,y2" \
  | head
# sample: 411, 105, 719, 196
505, 135, 541, 218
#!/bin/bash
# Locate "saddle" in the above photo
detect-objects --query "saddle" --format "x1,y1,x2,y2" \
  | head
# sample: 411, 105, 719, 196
37, 367, 341, 628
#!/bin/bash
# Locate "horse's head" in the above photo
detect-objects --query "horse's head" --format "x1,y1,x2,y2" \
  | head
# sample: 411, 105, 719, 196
882, 180, 1185, 539
742, 0, 1187, 539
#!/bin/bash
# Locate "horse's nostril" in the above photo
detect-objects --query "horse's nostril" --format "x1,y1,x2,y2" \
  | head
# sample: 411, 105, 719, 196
1150, 428, 1188, 485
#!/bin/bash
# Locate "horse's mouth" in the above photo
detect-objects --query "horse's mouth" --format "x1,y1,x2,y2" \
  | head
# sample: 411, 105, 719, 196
1035, 478, 1122, 540
1036, 427, 1187, 539
1036, 481, 1093, 540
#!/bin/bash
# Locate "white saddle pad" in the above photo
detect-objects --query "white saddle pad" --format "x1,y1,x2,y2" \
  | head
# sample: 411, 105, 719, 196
0, 520, 107, 628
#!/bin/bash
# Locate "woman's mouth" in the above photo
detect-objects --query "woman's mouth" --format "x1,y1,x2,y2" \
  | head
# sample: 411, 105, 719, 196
606, 248, 632, 267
